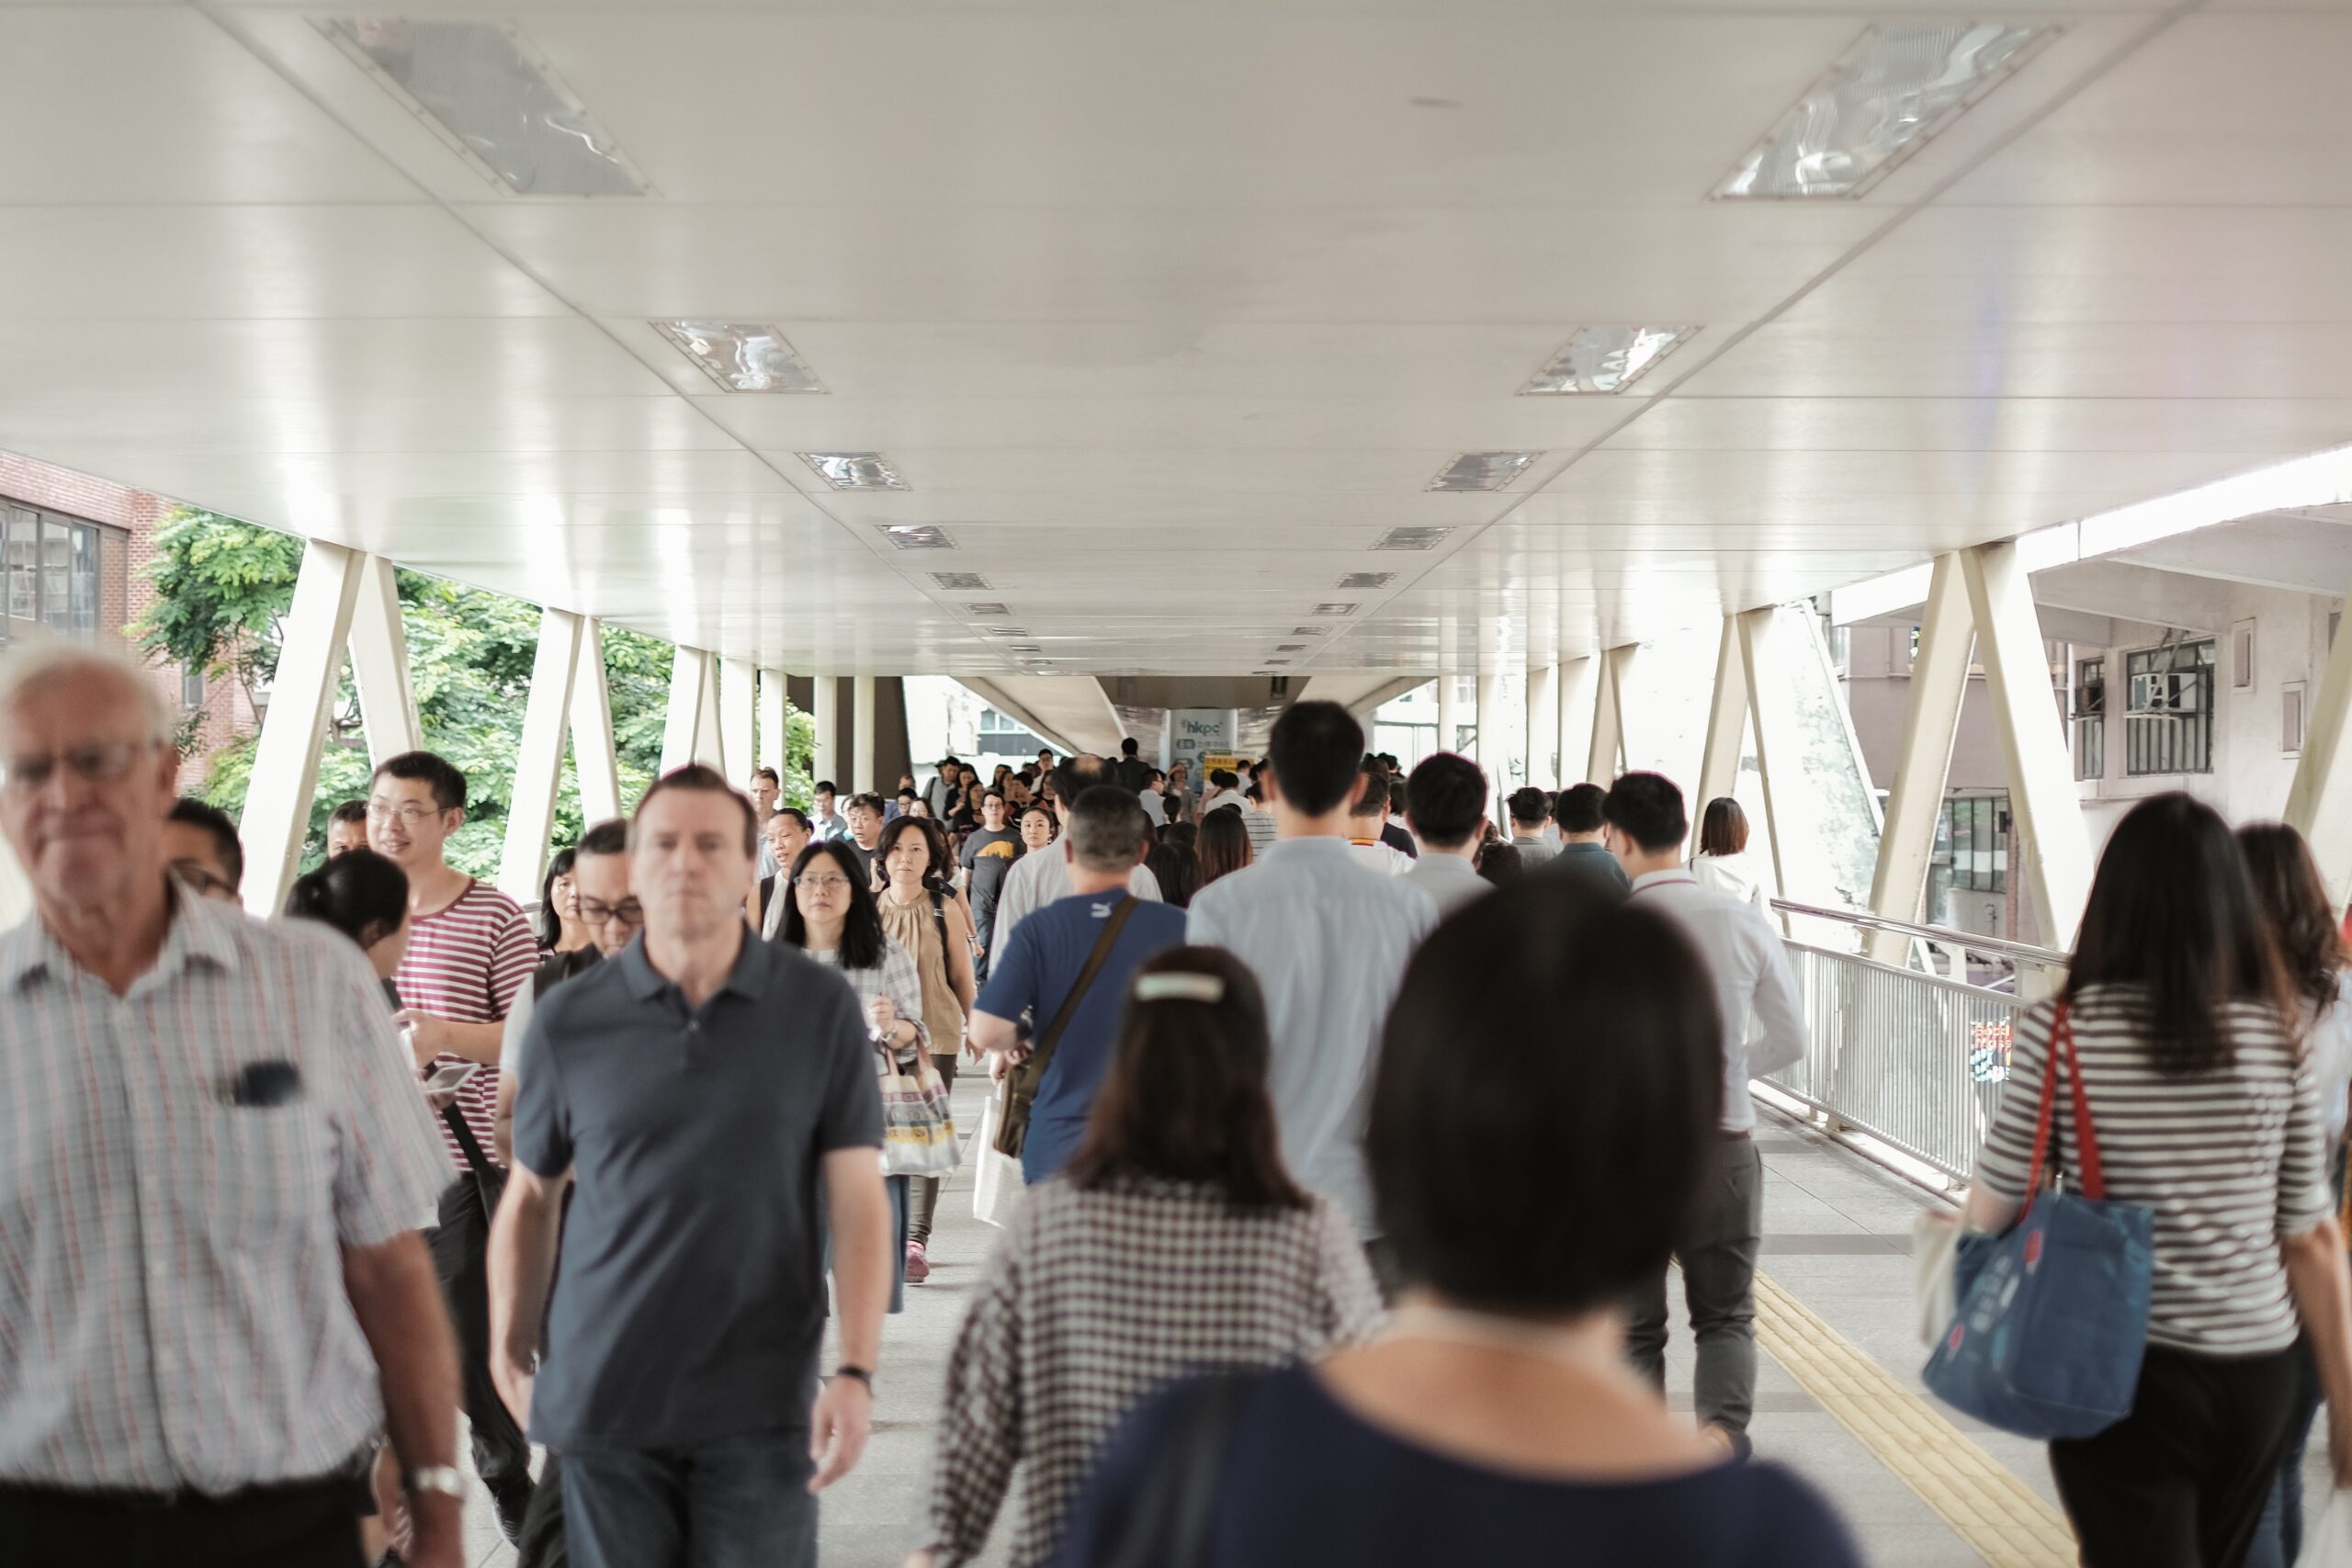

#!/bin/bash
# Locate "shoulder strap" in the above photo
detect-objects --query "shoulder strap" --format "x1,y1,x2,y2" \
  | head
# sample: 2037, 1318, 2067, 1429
931, 886, 948, 946
1026, 897, 1142, 1084
2019, 1004, 2064, 1217
2052, 1005, 2107, 1199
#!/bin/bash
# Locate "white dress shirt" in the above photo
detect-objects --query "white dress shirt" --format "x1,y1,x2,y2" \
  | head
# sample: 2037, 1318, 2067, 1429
1627, 868, 1805, 1134
1401, 852, 1490, 919
990, 841, 1162, 949
1347, 838, 1413, 876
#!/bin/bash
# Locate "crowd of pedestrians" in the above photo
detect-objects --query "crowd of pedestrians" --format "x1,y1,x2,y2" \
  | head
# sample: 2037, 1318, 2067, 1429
9, 641, 2352, 1568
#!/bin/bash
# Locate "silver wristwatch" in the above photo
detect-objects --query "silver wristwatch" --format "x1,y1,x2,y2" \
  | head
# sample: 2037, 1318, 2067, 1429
405, 1464, 466, 1501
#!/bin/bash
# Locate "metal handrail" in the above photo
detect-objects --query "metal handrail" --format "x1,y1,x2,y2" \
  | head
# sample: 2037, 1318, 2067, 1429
1768, 897, 2068, 969
1781, 940, 2016, 1000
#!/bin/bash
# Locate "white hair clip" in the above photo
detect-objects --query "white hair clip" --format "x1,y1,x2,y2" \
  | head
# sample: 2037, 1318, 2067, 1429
1134, 973, 1225, 1004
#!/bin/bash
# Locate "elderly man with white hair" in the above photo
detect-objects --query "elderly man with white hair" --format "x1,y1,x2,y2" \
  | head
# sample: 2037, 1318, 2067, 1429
0, 639, 464, 1567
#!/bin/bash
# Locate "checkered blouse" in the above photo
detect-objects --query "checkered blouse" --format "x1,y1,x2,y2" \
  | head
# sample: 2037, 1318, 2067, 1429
923, 1175, 1383, 1567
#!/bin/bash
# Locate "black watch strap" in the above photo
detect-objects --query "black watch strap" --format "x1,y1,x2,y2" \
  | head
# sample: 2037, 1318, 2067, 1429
832, 1364, 875, 1390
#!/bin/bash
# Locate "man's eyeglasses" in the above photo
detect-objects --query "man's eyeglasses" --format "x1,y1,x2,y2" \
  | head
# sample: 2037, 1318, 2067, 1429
170, 861, 236, 900
366, 801, 444, 829
578, 898, 643, 929
0, 739, 159, 798
793, 874, 855, 893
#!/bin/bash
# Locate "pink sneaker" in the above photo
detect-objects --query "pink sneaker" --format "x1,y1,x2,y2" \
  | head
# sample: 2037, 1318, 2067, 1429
904, 1240, 930, 1284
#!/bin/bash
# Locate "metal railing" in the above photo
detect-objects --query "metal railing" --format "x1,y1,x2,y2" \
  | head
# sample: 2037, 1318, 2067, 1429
1760, 901, 2068, 1183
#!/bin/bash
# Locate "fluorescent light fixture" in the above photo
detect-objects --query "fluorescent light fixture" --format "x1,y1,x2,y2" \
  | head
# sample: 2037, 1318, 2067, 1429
1009, 644, 1044, 654
1313, 603, 1359, 616
1716, 23, 2052, 199
1292, 626, 1327, 637
1263, 659, 1291, 666
1373, 526, 1454, 551
966, 601, 1012, 616
327, 19, 649, 196
652, 321, 823, 393
985, 626, 1028, 637
1337, 572, 1395, 591
1427, 452, 1540, 492
1521, 326, 1698, 395
878, 525, 954, 550
801, 452, 909, 491
930, 571, 990, 591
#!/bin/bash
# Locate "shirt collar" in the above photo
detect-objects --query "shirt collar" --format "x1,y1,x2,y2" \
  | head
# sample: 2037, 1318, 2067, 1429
1630, 867, 1698, 892
0, 878, 240, 993
614, 928, 769, 1005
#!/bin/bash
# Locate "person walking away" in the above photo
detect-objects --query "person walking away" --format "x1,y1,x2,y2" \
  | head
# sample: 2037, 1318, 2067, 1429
369, 749, 541, 1540
2240, 821, 2352, 1568
1051, 882, 1860, 1568
489, 766, 891, 1568
918, 948, 1381, 1568
1603, 772, 1804, 1460
1399, 752, 1490, 919
1548, 782, 1631, 895
1194, 804, 1253, 897
968, 786, 1189, 1192
1506, 788, 1557, 867
876, 817, 979, 1283
1690, 797, 1770, 915
0, 642, 465, 1568
1345, 763, 1412, 875
960, 790, 1023, 979
1187, 702, 1435, 1285
1145, 824, 1200, 909
1958, 794, 2352, 1566
1379, 777, 1418, 860
1112, 737, 1154, 794
991, 758, 1162, 949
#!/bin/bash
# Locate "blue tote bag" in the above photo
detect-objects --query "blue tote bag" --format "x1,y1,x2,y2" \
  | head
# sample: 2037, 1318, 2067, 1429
1923, 1006, 2154, 1440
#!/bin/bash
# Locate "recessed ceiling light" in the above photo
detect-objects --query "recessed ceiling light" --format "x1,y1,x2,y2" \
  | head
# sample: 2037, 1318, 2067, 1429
1009, 644, 1043, 654
1274, 644, 1306, 652
1312, 603, 1358, 617
1292, 626, 1326, 637
1521, 326, 1698, 395
651, 321, 823, 393
1716, 23, 2052, 199
1336, 571, 1395, 591
879, 525, 954, 550
931, 571, 990, 591
985, 626, 1028, 637
1427, 452, 1539, 492
966, 601, 1011, 616
1263, 659, 1291, 666
327, 19, 649, 196
799, 451, 909, 491
1373, 526, 1454, 551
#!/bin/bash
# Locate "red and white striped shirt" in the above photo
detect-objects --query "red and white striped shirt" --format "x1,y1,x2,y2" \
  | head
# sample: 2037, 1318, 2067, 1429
392, 879, 536, 1171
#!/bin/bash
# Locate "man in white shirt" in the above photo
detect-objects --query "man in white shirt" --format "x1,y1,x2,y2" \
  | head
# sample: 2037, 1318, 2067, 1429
1602, 771, 1804, 1461
992, 757, 1162, 946
1398, 752, 1491, 918
1344, 762, 1411, 876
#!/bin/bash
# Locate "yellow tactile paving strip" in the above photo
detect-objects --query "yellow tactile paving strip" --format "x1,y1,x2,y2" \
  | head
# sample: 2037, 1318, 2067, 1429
1754, 1269, 2078, 1568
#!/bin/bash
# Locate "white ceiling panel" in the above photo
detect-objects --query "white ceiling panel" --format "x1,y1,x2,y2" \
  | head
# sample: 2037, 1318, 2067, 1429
1601, 399, 2352, 457
0, 396, 739, 457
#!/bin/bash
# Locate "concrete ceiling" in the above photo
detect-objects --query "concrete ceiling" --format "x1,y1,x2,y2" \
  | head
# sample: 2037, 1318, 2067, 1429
6, 2, 2352, 681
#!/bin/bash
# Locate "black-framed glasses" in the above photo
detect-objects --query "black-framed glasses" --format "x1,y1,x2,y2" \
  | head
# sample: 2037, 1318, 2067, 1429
170, 860, 236, 900
577, 898, 643, 928
0, 739, 160, 797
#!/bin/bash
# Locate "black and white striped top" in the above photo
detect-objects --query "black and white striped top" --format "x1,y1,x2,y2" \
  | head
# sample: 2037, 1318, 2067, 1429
1974, 986, 2332, 1357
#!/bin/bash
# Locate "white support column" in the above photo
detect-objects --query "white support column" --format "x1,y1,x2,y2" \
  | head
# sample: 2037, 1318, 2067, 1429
242, 541, 365, 916
1589, 646, 1633, 784
1733, 609, 1792, 903
498, 607, 584, 905
660, 644, 710, 774
813, 677, 840, 788
850, 674, 876, 794
1557, 655, 1599, 787
347, 552, 420, 767
757, 669, 789, 779
1525, 664, 1559, 791
1435, 672, 1461, 755
719, 657, 756, 784
2287, 580, 2352, 906
1962, 542, 2095, 952
570, 618, 623, 823
692, 650, 726, 770
1475, 671, 1506, 808
1695, 616, 1747, 814
1866, 555, 1973, 963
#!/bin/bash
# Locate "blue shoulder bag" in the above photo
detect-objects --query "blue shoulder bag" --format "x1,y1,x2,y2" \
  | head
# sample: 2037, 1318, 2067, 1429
1923, 1005, 2154, 1440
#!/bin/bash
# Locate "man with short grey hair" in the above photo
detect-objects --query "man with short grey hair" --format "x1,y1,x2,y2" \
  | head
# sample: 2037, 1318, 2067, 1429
0, 642, 464, 1566
989, 756, 1161, 947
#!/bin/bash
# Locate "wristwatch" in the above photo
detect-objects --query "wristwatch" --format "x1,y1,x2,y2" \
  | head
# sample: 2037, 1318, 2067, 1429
404, 1464, 466, 1501
831, 1364, 875, 1391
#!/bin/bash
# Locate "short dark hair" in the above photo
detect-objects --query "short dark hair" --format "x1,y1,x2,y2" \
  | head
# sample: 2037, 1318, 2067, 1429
982, 788, 1006, 804
1120, 736, 1140, 757
284, 846, 408, 953
845, 792, 887, 817
631, 762, 758, 856
1553, 782, 1608, 835
1349, 763, 1389, 819
814, 780, 839, 796
1019, 802, 1058, 835
168, 797, 244, 889
328, 799, 369, 829
750, 766, 781, 787
1208, 768, 1239, 789
875, 814, 952, 890
1403, 753, 1486, 850
897, 786, 919, 802
1068, 784, 1150, 872
1266, 700, 1363, 817
1601, 773, 1685, 852
576, 818, 630, 858
1507, 786, 1549, 827
1370, 881, 1724, 1310
372, 750, 466, 813
1476, 842, 1525, 886
771, 807, 812, 833
780, 840, 886, 969
1698, 796, 1750, 858
1066, 947, 1306, 1211
1388, 778, 1408, 815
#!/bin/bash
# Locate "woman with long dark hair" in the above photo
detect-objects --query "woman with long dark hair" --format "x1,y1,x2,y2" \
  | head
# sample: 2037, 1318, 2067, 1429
537, 847, 589, 954
873, 817, 978, 1283
1962, 795, 2352, 1564
917, 947, 1379, 1568
1146, 823, 1200, 909
1194, 803, 1251, 892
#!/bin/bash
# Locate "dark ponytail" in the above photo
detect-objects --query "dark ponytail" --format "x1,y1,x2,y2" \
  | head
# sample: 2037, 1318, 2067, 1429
286, 848, 410, 953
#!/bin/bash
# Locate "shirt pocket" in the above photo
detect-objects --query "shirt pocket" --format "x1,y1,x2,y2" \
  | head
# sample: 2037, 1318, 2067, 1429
198, 1100, 334, 1249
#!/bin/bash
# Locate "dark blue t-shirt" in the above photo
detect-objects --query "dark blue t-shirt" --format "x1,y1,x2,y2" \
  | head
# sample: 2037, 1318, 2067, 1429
1053, 1366, 1863, 1568
974, 889, 1189, 1182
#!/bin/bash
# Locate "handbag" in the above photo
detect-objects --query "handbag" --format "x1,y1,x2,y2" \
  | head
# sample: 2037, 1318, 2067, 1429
1912, 1208, 1964, 1350
972, 1083, 1023, 1229
1923, 1004, 2154, 1440
1096, 1372, 1250, 1568
2310, 1492, 2352, 1568
879, 1052, 960, 1177
994, 897, 1140, 1160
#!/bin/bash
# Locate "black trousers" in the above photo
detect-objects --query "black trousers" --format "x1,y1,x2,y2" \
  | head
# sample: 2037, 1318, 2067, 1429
2049, 1345, 2301, 1568
427, 1169, 533, 1491
0, 1475, 365, 1568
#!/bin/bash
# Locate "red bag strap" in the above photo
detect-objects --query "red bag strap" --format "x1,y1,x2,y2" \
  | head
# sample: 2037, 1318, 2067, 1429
2020, 1007, 2062, 1216
2020, 1003, 2104, 1213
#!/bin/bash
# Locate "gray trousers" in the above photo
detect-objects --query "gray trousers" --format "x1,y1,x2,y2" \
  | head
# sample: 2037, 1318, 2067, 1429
1624, 1134, 1763, 1436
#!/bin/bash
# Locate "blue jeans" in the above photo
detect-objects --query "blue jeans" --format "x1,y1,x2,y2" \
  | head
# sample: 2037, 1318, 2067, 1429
562, 1431, 817, 1568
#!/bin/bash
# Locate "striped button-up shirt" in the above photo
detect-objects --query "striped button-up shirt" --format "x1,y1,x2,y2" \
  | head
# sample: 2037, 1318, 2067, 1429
0, 892, 451, 1494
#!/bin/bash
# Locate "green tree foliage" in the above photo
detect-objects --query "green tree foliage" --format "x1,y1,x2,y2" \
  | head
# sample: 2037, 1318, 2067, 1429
131, 510, 812, 876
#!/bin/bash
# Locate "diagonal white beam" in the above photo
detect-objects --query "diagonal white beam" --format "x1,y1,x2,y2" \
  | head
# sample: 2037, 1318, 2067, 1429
660, 644, 710, 775
719, 657, 756, 785
498, 608, 584, 906
1589, 646, 1634, 785
1525, 663, 1559, 792
2287, 578, 2352, 906
347, 552, 419, 767
1695, 616, 1747, 817
1866, 555, 1973, 964
570, 618, 622, 824
242, 540, 365, 916
1557, 655, 1598, 790
693, 650, 727, 771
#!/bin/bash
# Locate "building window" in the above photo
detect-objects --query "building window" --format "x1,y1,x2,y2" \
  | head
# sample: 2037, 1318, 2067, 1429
1943, 794, 2009, 893
1, 502, 107, 646
2124, 638, 2217, 775
2074, 658, 2105, 782
181, 665, 207, 710
975, 706, 1046, 757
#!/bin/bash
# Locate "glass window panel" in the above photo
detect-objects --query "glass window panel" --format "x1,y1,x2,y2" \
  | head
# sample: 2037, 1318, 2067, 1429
4, 507, 39, 628
1950, 798, 1976, 890
68, 520, 97, 635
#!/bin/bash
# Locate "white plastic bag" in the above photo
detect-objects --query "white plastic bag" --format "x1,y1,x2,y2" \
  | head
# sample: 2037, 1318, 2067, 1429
2310, 1492, 2352, 1568
1913, 1208, 1964, 1349
971, 1083, 1025, 1229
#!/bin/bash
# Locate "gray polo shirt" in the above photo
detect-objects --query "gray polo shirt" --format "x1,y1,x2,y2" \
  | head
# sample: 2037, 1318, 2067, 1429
512, 931, 882, 1452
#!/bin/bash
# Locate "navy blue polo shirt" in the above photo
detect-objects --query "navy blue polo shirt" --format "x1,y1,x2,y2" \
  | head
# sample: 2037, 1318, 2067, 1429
975, 889, 1189, 1183
511, 931, 882, 1452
